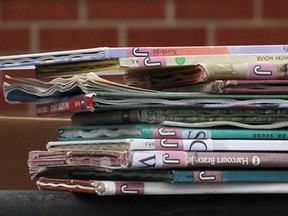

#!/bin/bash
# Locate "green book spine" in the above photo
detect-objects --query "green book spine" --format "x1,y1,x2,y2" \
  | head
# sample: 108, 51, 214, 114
172, 170, 288, 183
58, 124, 288, 140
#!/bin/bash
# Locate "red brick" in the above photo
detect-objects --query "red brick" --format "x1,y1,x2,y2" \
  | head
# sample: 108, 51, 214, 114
0, 29, 30, 52
262, 0, 288, 18
39, 28, 118, 51
215, 26, 288, 45
128, 27, 207, 46
175, 0, 254, 19
1, 0, 78, 20
88, 0, 166, 19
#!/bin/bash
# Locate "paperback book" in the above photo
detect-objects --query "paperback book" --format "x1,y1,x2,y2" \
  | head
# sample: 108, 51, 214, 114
57, 124, 288, 141
36, 177, 288, 195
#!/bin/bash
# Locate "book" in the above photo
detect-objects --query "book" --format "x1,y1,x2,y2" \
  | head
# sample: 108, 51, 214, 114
3, 72, 155, 103
36, 93, 288, 116
71, 107, 288, 129
7, 70, 288, 103
124, 62, 288, 89
1, 44, 287, 69
34, 53, 288, 78
36, 167, 288, 183
28, 150, 288, 172
163, 80, 288, 94
120, 53, 288, 69
58, 124, 288, 141
33, 54, 288, 78
36, 177, 288, 195
46, 138, 288, 152
171, 170, 288, 183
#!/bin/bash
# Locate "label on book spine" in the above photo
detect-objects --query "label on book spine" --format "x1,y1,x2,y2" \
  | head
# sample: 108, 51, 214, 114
248, 63, 277, 79
188, 152, 260, 167
154, 139, 213, 151
193, 170, 222, 182
152, 127, 212, 139
131, 151, 187, 168
115, 182, 145, 195
37, 95, 93, 115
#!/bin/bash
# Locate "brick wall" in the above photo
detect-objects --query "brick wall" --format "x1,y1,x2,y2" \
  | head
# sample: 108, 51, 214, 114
0, 0, 288, 116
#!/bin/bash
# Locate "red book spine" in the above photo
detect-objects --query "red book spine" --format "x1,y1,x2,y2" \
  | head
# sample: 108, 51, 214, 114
36, 95, 93, 116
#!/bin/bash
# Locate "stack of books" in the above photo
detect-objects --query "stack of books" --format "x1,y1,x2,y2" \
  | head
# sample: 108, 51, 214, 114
3, 45, 288, 195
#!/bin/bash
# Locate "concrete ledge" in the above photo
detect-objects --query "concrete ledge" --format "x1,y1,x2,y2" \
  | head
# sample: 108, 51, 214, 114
1, 190, 288, 216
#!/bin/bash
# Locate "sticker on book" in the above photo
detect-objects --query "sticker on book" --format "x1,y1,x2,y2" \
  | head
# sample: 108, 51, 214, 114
115, 182, 145, 195
248, 63, 277, 79
131, 151, 187, 168
154, 139, 213, 151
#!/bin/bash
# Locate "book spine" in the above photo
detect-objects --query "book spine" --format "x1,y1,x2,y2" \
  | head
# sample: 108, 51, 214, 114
131, 138, 288, 152
172, 170, 288, 183
146, 126, 288, 140
71, 110, 140, 125
129, 151, 288, 169
37, 94, 94, 116
213, 139, 288, 151
48, 137, 288, 152
129, 138, 214, 151
37, 178, 100, 194
1, 45, 287, 69
104, 48, 129, 58
58, 125, 288, 140
37, 178, 288, 195
124, 45, 288, 57
120, 53, 288, 69
0, 47, 106, 69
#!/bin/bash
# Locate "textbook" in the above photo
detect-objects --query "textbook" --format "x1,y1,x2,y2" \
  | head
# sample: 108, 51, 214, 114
35, 168, 288, 183
35, 53, 288, 78
36, 177, 288, 195
57, 124, 288, 141
3, 72, 155, 103
33, 54, 288, 78
28, 150, 288, 173
71, 107, 288, 129
163, 80, 288, 94
124, 62, 288, 90
46, 138, 288, 152
30, 166, 288, 183
1, 44, 287, 69
36, 93, 288, 116
8, 71, 288, 103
